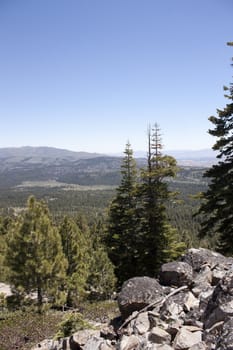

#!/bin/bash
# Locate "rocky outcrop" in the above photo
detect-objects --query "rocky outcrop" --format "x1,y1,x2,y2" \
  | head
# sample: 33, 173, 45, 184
32, 248, 233, 350
118, 276, 164, 320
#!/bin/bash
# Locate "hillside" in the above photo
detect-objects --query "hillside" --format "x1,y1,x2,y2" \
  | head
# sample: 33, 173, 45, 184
0, 146, 216, 189
0, 147, 123, 188
0, 146, 208, 244
0, 146, 105, 165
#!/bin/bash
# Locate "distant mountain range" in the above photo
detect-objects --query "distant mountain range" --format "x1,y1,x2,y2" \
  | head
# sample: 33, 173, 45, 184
0, 146, 217, 188
112, 148, 217, 166
0, 146, 105, 164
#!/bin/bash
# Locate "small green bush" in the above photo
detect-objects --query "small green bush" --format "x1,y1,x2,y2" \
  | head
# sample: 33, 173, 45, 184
55, 312, 93, 339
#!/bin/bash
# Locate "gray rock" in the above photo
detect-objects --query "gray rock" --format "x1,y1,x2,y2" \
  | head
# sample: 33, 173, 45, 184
133, 312, 150, 335
216, 318, 233, 350
184, 291, 199, 312
181, 248, 227, 272
118, 276, 164, 320
29, 249, 233, 350
156, 345, 174, 350
160, 290, 188, 321
212, 265, 228, 285
203, 268, 233, 329
191, 265, 212, 297
173, 328, 202, 349
118, 334, 140, 350
73, 329, 100, 347
148, 326, 171, 344
189, 341, 207, 350
159, 261, 193, 287
82, 336, 106, 350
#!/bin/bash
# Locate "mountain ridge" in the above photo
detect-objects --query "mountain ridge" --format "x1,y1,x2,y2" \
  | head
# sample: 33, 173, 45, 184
0, 146, 217, 161
0, 146, 213, 189
0, 146, 106, 163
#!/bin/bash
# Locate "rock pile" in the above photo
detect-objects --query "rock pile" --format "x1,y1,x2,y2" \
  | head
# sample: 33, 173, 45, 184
32, 248, 233, 350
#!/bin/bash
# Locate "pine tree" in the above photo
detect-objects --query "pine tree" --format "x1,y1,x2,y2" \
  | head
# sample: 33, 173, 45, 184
0, 216, 11, 282
59, 216, 90, 306
106, 141, 139, 285
87, 219, 116, 299
5, 196, 67, 311
199, 46, 233, 254
137, 124, 185, 274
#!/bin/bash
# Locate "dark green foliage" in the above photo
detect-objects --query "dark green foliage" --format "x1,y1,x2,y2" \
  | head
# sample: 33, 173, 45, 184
55, 312, 92, 338
87, 220, 116, 299
199, 52, 233, 255
0, 216, 12, 282
107, 129, 186, 283
5, 196, 67, 310
136, 124, 185, 274
107, 142, 140, 285
59, 216, 90, 306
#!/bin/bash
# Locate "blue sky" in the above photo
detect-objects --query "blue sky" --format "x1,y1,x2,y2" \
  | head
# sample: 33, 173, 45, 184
0, 0, 233, 153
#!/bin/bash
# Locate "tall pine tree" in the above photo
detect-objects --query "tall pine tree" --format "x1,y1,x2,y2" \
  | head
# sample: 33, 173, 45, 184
5, 196, 67, 310
199, 45, 233, 254
137, 124, 185, 275
87, 219, 116, 299
59, 216, 90, 306
106, 141, 139, 285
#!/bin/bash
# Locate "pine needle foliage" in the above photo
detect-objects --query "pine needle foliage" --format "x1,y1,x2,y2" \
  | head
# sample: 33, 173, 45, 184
137, 124, 185, 275
5, 196, 67, 311
106, 142, 140, 285
107, 128, 186, 284
198, 48, 233, 255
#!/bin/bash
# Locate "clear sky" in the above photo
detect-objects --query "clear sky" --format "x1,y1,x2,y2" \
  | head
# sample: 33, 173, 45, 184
0, 0, 233, 153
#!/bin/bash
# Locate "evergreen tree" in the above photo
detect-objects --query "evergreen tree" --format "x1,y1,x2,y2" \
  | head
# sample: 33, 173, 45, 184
137, 124, 185, 274
0, 216, 12, 282
5, 196, 67, 310
106, 141, 139, 285
198, 46, 233, 254
59, 216, 90, 306
87, 219, 116, 299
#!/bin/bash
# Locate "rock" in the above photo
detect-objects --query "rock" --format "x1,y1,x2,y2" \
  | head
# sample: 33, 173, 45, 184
191, 265, 213, 297
160, 290, 187, 322
173, 328, 202, 349
118, 334, 140, 350
159, 261, 193, 287
118, 276, 164, 320
156, 345, 174, 350
29, 249, 233, 350
148, 326, 171, 344
183, 309, 203, 328
73, 329, 100, 347
0, 282, 12, 297
203, 268, 233, 329
133, 311, 150, 335
212, 266, 227, 285
183, 291, 199, 312
100, 342, 115, 350
215, 318, 233, 350
181, 248, 228, 272
188, 341, 207, 350
202, 321, 224, 349
100, 325, 117, 341
82, 336, 107, 350
31, 339, 61, 350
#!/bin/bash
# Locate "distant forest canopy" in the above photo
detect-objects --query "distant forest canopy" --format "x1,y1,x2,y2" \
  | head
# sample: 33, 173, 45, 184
0, 124, 212, 310
0, 143, 209, 240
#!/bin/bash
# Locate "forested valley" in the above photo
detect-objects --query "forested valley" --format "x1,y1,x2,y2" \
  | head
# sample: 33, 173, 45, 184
1, 56, 233, 347
0, 140, 217, 349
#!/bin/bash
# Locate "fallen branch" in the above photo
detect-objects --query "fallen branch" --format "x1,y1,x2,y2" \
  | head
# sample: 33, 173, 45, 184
119, 285, 188, 331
